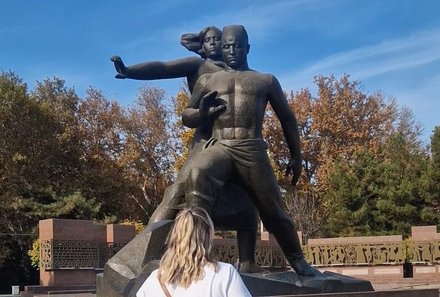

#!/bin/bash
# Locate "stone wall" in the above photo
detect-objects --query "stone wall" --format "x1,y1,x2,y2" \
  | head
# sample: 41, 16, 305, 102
38, 219, 135, 286
38, 219, 440, 286
307, 235, 405, 266
213, 225, 440, 282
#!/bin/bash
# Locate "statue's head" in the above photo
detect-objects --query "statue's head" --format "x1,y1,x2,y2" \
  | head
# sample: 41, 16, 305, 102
222, 25, 250, 69
181, 26, 222, 60
200, 26, 222, 59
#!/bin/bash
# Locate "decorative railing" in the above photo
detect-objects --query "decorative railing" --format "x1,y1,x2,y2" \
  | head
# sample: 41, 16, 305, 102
40, 239, 127, 270
254, 245, 286, 268
213, 238, 287, 268
213, 239, 440, 268
305, 242, 406, 266
410, 241, 440, 264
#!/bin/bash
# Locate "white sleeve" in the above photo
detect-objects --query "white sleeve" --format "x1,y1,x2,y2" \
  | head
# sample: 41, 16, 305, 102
227, 265, 252, 297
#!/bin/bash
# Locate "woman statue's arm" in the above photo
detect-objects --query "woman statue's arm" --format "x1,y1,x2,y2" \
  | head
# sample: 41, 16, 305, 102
110, 55, 203, 80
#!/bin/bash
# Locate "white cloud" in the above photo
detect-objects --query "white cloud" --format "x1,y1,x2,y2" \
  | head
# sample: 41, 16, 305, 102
120, 0, 329, 56
281, 27, 440, 88
279, 27, 440, 143
193, 0, 329, 40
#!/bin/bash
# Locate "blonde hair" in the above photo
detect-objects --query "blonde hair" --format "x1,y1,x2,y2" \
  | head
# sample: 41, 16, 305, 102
158, 207, 217, 288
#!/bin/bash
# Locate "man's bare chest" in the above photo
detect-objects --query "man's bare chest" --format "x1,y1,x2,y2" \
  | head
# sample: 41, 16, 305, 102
205, 71, 269, 125
207, 71, 269, 98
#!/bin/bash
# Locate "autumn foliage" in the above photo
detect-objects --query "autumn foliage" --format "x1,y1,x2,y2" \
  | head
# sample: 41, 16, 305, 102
172, 87, 194, 172
263, 74, 436, 239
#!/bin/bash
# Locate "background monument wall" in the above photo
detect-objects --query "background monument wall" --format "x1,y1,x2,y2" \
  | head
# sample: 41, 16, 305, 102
37, 219, 440, 286
39, 219, 135, 286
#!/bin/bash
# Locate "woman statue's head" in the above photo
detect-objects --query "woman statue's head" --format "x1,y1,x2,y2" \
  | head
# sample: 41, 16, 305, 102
158, 207, 217, 287
181, 26, 222, 60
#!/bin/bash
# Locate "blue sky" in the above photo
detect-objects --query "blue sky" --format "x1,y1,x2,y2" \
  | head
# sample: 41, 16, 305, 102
1, 0, 439, 143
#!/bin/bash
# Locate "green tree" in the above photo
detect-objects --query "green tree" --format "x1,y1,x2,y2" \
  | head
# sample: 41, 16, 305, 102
30, 77, 83, 192
325, 133, 430, 237
0, 73, 101, 293
0, 72, 32, 278
324, 149, 384, 236
420, 126, 440, 225
376, 134, 428, 235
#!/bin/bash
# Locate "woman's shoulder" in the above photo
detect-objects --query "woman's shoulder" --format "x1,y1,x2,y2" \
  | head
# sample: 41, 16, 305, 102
203, 261, 235, 274
215, 261, 238, 274
217, 261, 234, 268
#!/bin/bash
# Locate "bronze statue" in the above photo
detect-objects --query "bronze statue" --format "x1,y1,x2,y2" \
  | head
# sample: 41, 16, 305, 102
111, 26, 261, 273
98, 25, 374, 297
182, 25, 318, 276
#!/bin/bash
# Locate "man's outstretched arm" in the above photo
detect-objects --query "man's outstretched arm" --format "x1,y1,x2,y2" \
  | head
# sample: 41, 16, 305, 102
268, 75, 302, 186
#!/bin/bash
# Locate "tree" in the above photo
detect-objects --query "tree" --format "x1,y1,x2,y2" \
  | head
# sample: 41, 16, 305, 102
118, 86, 174, 219
325, 133, 430, 237
171, 87, 193, 172
1, 74, 97, 236
394, 107, 424, 152
77, 85, 175, 221
30, 77, 83, 191
284, 187, 329, 241
324, 149, 383, 236
304, 75, 397, 190
77, 87, 127, 219
0, 72, 32, 280
263, 75, 398, 237
420, 126, 440, 225
0, 73, 100, 293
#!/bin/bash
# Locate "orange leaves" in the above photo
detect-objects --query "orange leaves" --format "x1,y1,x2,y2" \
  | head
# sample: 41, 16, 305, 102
76, 85, 175, 219
288, 75, 398, 190
172, 87, 194, 172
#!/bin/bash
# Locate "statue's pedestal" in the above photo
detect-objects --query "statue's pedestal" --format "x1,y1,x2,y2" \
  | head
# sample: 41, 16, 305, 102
97, 260, 160, 297
98, 263, 375, 297
96, 220, 173, 297
241, 270, 373, 296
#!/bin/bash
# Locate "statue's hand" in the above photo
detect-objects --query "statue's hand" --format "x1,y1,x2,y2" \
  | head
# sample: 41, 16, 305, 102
110, 55, 127, 79
285, 158, 301, 186
199, 91, 226, 119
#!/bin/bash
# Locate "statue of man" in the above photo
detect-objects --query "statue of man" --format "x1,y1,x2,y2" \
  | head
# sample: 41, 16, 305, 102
111, 26, 261, 273
182, 25, 318, 276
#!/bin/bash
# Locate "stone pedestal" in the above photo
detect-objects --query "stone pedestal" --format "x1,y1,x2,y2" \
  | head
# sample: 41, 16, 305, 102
96, 220, 173, 297
241, 270, 373, 296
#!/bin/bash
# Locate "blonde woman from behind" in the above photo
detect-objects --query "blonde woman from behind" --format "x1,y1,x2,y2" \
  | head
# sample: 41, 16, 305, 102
136, 207, 251, 297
